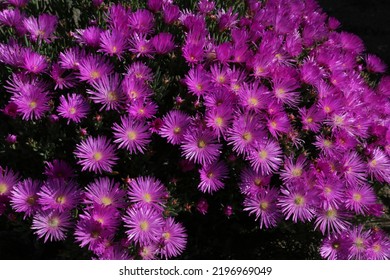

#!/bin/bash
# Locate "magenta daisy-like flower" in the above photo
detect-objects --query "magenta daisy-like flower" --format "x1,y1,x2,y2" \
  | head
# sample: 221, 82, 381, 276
74, 136, 118, 174
344, 184, 377, 215
84, 177, 126, 209
226, 113, 266, 156
347, 225, 370, 260
247, 139, 283, 175
181, 128, 222, 165
126, 61, 153, 82
205, 107, 233, 139
10, 178, 41, 218
37, 179, 80, 213
314, 206, 351, 235
272, 77, 300, 107
11, 87, 50, 120
320, 234, 349, 260
23, 13, 57, 42
128, 33, 154, 57
151, 32, 175, 54
239, 166, 271, 195
0, 166, 20, 202
159, 110, 191, 145
341, 152, 367, 186
74, 216, 112, 250
299, 106, 325, 132
198, 160, 229, 193
50, 63, 77, 90
22, 49, 48, 74
367, 148, 390, 183
127, 99, 158, 120
243, 187, 281, 229
139, 243, 159, 260
78, 54, 114, 84
112, 116, 152, 154
279, 155, 308, 184
82, 205, 121, 235
128, 176, 167, 211
184, 66, 212, 98
87, 73, 125, 111
160, 218, 187, 259
266, 113, 291, 138
314, 175, 344, 209
57, 93, 89, 124
366, 230, 390, 260
278, 184, 316, 223
128, 9, 155, 34
58, 47, 85, 70
122, 75, 152, 101
74, 26, 102, 48
123, 206, 164, 246
31, 210, 72, 243
99, 29, 128, 58
238, 81, 269, 112
44, 159, 74, 180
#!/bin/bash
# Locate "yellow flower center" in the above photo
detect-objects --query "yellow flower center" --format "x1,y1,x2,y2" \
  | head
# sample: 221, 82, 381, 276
332, 242, 340, 249
242, 132, 252, 141
29, 101, 37, 109
352, 193, 362, 202
112, 46, 117, 53
291, 168, 302, 177
255, 66, 264, 75
254, 178, 262, 186
369, 159, 377, 168
143, 193, 152, 203
48, 217, 60, 228
258, 150, 268, 160
217, 75, 225, 83
324, 106, 331, 113
372, 243, 381, 253
90, 70, 101, 79
56, 195, 66, 205
275, 88, 285, 96
173, 126, 181, 134
323, 140, 332, 148
324, 186, 332, 194
108, 91, 117, 101
248, 97, 259, 106
215, 117, 223, 127
232, 84, 240, 91
101, 196, 112, 206
69, 107, 76, 115
129, 90, 138, 99
198, 140, 206, 148
93, 152, 103, 161
260, 201, 269, 211
127, 131, 137, 140
326, 209, 337, 218
307, 117, 313, 123
195, 84, 203, 91
207, 172, 214, 179
294, 195, 305, 206
354, 237, 364, 249
162, 232, 171, 240
0, 183, 8, 194
334, 115, 344, 126
140, 221, 149, 231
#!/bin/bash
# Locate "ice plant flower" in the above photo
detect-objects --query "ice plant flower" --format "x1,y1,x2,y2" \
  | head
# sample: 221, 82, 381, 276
84, 177, 126, 209
0, 166, 20, 202
57, 93, 90, 124
127, 176, 167, 211
198, 160, 229, 193
160, 218, 187, 259
74, 136, 118, 174
123, 206, 164, 246
10, 178, 41, 218
31, 210, 72, 242
159, 110, 191, 145
112, 116, 152, 154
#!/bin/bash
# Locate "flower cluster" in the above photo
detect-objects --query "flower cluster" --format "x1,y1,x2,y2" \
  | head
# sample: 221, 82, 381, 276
0, 0, 389, 260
